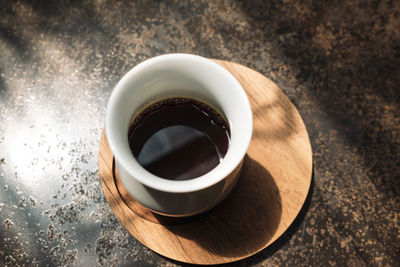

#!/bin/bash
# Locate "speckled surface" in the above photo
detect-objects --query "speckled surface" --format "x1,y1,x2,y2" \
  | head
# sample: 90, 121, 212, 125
0, 0, 399, 266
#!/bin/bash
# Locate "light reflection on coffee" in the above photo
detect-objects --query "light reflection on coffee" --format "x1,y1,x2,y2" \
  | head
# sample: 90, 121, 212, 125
128, 97, 230, 181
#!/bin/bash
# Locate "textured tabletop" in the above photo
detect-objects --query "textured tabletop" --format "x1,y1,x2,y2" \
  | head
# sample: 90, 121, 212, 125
0, 1, 399, 266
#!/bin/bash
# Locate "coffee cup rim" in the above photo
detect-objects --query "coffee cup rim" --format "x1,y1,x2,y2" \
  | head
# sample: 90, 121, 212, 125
106, 53, 253, 193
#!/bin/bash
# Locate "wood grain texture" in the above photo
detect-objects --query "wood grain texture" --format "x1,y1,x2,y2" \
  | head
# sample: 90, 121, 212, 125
98, 60, 313, 264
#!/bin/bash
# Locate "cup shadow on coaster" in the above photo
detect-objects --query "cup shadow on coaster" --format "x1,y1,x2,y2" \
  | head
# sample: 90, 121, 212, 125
113, 155, 282, 258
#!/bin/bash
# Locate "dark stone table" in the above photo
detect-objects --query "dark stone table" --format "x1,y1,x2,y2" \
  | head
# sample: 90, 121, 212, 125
1, 1, 399, 266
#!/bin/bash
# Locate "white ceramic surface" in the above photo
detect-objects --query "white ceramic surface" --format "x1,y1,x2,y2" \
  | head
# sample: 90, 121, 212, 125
106, 54, 252, 217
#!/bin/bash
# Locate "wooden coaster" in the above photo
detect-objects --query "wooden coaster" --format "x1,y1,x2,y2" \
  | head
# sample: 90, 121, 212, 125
98, 60, 313, 265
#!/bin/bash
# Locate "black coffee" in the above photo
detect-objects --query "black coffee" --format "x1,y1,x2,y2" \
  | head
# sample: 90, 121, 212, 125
128, 97, 230, 181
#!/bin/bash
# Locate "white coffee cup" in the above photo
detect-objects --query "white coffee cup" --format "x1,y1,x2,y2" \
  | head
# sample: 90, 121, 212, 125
106, 54, 252, 217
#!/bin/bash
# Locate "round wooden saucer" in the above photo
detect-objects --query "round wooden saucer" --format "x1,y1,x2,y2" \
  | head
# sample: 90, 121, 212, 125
98, 60, 313, 265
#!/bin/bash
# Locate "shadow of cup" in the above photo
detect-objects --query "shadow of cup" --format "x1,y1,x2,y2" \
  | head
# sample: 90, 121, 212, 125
163, 155, 282, 258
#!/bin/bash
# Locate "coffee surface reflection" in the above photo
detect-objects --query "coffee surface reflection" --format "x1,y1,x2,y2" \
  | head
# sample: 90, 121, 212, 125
128, 97, 230, 181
